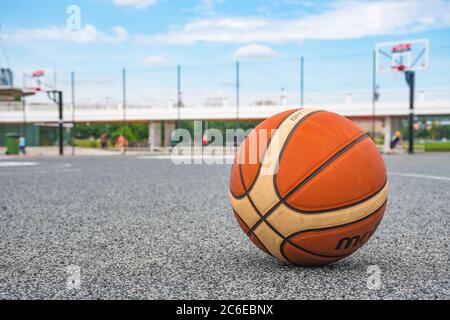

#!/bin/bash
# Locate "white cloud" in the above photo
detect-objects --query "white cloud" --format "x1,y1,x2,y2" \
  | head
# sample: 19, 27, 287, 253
184, 18, 266, 31
138, 0, 450, 44
231, 44, 277, 59
110, 27, 129, 42
283, 0, 316, 7
140, 55, 166, 66
7, 25, 128, 44
192, 0, 223, 15
113, 0, 157, 9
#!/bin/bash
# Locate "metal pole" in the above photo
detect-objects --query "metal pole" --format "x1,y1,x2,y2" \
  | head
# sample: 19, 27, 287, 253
22, 95, 26, 135
405, 71, 415, 154
71, 71, 75, 156
58, 91, 64, 156
46, 90, 64, 155
177, 65, 181, 129
236, 61, 240, 129
22, 73, 26, 138
53, 69, 57, 89
372, 50, 376, 140
300, 56, 304, 106
122, 68, 126, 155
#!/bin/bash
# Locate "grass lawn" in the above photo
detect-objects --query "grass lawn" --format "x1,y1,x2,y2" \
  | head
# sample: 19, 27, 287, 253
423, 141, 450, 151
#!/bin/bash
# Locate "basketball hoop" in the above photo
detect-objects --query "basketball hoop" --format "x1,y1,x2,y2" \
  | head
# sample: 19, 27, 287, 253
375, 39, 429, 155
375, 39, 429, 73
392, 43, 411, 53
29, 70, 45, 91
391, 64, 406, 72
32, 70, 45, 78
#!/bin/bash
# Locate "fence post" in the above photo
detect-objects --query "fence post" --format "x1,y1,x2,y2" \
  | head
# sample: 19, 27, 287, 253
236, 61, 240, 129
122, 68, 127, 155
177, 65, 181, 130
372, 50, 377, 140
71, 71, 75, 156
300, 56, 304, 106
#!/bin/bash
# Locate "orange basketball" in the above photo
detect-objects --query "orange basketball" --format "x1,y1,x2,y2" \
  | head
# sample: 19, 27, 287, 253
229, 108, 388, 266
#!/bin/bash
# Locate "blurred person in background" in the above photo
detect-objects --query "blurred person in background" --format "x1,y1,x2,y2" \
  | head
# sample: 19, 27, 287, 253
391, 131, 402, 149
19, 135, 26, 155
101, 132, 108, 149
115, 134, 128, 152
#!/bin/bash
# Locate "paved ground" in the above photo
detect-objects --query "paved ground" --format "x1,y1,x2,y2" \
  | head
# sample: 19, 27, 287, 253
0, 146, 161, 157
0, 153, 448, 299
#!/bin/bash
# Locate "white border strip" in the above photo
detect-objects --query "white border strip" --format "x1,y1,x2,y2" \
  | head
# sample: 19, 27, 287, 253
0, 161, 38, 167
389, 172, 450, 182
138, 155, 235, 160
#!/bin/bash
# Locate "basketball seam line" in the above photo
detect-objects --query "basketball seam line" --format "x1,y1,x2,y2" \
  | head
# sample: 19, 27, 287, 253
231, 108, 300, 199
235, 154, 272, 255
271, 109, 332, 201
239, 176, 274, 255
284, 197, 388, 237
230, 109, 323, 199
238, 157, 263, 218
245, 191, 386, 262
284, 181, 387, 213
231, 112, 383, 262
280, 140, 386, 213
274, 133, 370, 212
279, 200, 387, 261
247, 133, 369, 236
233, 209, 272, 255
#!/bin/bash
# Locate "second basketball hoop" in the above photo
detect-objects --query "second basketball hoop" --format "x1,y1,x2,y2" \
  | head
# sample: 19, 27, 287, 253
375, 39, 429, 73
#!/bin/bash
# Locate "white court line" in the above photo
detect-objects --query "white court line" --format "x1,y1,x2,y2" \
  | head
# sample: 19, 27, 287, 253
0, 161, 38, 167
0, 168, 81, 176
389, 172, 450, 182
138, 155, 235, 160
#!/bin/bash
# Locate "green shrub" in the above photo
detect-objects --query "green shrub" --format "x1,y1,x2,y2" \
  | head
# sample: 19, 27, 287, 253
74, 139, 100, 148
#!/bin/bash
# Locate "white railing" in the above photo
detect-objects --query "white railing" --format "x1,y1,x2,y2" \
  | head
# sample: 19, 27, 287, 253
0, 101, 23, 111
1, 87, 449, 123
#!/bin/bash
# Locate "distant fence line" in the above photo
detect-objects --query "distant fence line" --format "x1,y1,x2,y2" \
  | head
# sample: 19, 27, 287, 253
2, 87, 449, 112
9, 52, 450, 119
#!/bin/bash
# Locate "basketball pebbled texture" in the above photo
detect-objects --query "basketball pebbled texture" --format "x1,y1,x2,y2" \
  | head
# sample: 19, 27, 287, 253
229, 108, 388, 266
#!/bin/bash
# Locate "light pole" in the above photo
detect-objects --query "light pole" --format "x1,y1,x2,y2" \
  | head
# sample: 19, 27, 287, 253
405, 71, 415, 154
47, 90, 64, 156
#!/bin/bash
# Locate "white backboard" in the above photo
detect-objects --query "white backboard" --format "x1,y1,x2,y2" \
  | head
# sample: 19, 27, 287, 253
23, 69, 57, 92
375, 39, 429, 73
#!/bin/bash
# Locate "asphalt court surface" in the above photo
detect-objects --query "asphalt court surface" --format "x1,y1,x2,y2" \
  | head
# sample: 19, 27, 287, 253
0, 153, 449, 299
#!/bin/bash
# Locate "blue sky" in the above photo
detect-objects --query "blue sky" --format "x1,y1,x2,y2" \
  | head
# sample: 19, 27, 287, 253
1, 0, 450, 105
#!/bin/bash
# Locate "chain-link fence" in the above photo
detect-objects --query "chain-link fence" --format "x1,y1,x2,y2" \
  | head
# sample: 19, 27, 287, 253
1, 47, 450, 155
